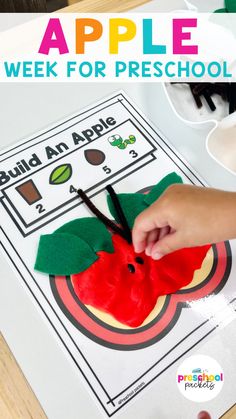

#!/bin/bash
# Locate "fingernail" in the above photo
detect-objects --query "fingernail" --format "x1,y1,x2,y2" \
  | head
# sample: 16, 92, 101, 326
152, 252, 163, 260
145, 248, 151, 256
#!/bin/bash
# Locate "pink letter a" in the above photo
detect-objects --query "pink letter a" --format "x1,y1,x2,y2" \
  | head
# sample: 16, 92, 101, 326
38, 18, 69, 55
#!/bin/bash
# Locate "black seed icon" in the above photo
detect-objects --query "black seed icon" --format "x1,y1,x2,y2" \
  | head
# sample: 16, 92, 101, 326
84, 149, 106, 166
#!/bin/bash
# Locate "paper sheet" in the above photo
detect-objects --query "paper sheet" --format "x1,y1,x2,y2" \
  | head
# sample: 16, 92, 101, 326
1, 92, 235, 417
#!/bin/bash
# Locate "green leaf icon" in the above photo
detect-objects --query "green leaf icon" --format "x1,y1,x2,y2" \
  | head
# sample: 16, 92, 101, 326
49, 163, 73, 185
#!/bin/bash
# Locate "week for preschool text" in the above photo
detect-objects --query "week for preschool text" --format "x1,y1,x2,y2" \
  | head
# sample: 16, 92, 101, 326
1, 14, 235, 82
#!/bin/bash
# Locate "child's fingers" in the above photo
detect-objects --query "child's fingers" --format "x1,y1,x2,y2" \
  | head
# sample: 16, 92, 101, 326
147, 229, 160, 244
146, 226, 170, 256
132, 206, 167, 253
132, 231, 148, 253
132, 215, 156, 253
145, 229, 159, 256
150, 231, 183, 259
158, 225, 170, 240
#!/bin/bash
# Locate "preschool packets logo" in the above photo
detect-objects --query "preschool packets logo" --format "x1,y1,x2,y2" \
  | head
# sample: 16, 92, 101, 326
176, 355, 224, 402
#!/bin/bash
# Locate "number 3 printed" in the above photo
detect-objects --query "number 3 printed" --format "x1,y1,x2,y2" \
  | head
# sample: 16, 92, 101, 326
129, 150, 138, 158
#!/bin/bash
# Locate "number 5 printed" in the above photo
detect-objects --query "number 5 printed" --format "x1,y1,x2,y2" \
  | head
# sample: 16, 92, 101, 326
103, 166, 112, 174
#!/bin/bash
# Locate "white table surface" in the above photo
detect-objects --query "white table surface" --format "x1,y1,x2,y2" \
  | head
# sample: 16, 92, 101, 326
1, 2, 236, 419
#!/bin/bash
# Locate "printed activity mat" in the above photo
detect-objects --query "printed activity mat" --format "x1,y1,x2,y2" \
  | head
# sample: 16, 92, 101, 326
0, 92, 236, 417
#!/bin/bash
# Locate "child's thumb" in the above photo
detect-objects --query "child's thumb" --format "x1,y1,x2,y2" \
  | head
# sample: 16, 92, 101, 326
150, 232, 183, 259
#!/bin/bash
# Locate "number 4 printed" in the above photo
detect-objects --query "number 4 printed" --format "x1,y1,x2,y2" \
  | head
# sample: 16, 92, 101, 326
69, 185, 77, 193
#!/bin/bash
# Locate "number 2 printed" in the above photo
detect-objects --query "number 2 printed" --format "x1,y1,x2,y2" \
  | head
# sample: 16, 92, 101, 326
36, 204, 45, 214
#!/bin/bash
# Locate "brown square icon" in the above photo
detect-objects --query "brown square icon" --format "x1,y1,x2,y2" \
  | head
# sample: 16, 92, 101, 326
16, 179, 42, 205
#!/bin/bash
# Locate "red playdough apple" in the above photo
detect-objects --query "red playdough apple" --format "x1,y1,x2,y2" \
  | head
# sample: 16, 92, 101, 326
72, 234, 210, 327
35, 174, 212, 328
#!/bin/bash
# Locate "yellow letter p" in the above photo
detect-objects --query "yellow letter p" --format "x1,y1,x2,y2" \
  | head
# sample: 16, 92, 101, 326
109, 18, 136, 54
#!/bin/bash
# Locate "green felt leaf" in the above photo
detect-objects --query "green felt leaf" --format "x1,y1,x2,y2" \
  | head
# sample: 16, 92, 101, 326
144, 172, 183, 206
55, 217, 114, 253
34, 233, 98, 276
107, 193, 148, 229
225, 0, 236, 12
107, 172, 183, 229
214, 7, 228, 12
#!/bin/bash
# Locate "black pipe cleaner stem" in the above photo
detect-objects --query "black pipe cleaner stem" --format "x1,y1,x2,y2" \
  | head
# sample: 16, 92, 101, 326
106, 185, 132, 244
77, 188, 129, 242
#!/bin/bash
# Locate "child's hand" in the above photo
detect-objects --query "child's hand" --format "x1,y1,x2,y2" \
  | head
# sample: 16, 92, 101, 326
132, 184, 236, 260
